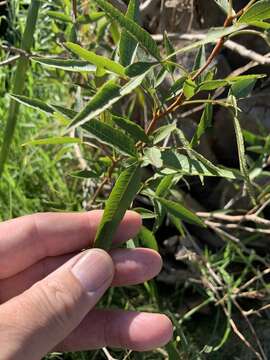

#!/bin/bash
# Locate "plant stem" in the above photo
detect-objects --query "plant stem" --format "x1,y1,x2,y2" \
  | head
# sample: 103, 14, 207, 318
0, 0, 40, 176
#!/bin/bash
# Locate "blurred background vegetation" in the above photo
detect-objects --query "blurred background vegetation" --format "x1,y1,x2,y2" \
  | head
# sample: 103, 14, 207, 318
1, 1, 270, 359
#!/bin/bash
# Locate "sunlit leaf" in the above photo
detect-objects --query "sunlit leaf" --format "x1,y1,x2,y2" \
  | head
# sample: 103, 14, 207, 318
95, 164, 142, 249
112, 115, 150, 144
119, 0, 140, 66
238, 0, 270, 24
138, 226, 159, 251
23, 137, 81, 146
83, 118, 137, 157
156, 197, 205, 227
65, 42, 125, 76
33, 57, 97, 72
94, 0, 161, 60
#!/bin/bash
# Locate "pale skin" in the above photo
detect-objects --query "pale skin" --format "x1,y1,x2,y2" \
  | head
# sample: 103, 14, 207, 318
0, 210, 173, 360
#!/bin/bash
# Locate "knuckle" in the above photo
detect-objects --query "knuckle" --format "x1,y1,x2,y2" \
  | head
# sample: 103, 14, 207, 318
32, 277, 80, 329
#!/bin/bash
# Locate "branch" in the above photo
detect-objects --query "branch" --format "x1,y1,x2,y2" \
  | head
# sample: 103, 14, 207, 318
152, 33, 270, 65
198, 212, 270, 227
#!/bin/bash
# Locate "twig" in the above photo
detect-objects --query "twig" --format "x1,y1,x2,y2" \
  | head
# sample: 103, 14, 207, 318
0, 44, 30, 57
198, 212, 270, 227
152, 33, 270, 65
233, 299, 267, 360
205, 221, 270, 235
0, 55, 20, 67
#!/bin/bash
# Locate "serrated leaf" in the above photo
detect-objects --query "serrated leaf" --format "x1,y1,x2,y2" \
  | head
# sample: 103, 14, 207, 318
119, 0, 140, 66
33, 57, 96, 72
47, 10, 72, 23
159, 149, 238, 179
191, 103, 213, 147
65, 42, 125, 76
10, 94, 54, 114
238, 0, 270, 24
94, 164, 142, 249
69, 75, 146, 129
94, 0, 161, 60
156, 197, 204, 227
112, 115, 150, 144
125, 61, 157, 77
23, 137, 81, 146
138, 226, 158, 251
82, 118, 137, 157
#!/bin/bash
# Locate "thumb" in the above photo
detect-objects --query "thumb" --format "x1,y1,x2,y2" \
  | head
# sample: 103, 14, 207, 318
0, 249, 114, 360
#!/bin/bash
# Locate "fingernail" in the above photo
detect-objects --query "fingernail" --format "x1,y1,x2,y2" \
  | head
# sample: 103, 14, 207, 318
71, 249, 114, 293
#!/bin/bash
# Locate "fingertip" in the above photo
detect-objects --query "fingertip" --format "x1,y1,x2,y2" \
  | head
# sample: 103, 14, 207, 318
128, 313, 173, 351
114, 211, 142, 243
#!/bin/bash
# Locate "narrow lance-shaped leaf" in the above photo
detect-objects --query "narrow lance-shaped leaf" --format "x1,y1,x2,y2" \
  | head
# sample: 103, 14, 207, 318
138, 226, 158, 251
94, 0, 161, 60
82, 118, 137, 157
94, 165, 142, 249
65, 42, 125, 76
69, 74, 146, 129
164, 31, 177, 73
119, 0, 140, 66
191, 102, 213, 147
32, 57, 97, 72
156, 197, 205, 227
9, 94, 55, 114
112, 115, 150, 144
229, 95, 256, 202
22, 137, 81, 146
47, 10, 72, 23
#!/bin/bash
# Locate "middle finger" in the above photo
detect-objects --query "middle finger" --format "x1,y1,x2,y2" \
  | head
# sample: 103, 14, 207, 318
0, 248, 162, 302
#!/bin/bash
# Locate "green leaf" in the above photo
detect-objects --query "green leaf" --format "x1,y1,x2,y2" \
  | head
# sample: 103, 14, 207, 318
125, 61, 157, 77
32, 57, 97, 72
138, 226, 158, 251
193, 45, 206, 73
10, 94, 54, 114
183, 79, 197, 99
144, 147, 163, 168
112, 115, 150, 144
159, 149, 238, 179
65, 42, 125, 76
199, 80, 228, 91
231, 78, 257, 99
94, 164, 142, 249
69, 75, 146, 129
191, 103, 213, 147
134, 207, 156, 219
238, 0, 270, 24
164, 31, 177, 73
23, 137, 81, 146
69, 170, 99, 179
119, 0, 140, 66
94, 0, 161, 60
47, 10, 72, 23
153, 123, 177, 144
82, 118, 137, 157
166, 25, 246, 60
156, 197, 205, 227
156, 174, 175, 197
214, 0, 230, 14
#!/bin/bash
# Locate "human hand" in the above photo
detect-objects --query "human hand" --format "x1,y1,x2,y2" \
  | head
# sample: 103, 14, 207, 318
0, 211, 173, 360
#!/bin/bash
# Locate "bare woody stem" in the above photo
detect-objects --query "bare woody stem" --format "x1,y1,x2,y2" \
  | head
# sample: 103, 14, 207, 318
145, 9, 247, 135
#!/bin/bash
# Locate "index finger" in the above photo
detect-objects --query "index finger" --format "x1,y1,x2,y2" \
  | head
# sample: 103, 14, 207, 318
0, 210, 142, 279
